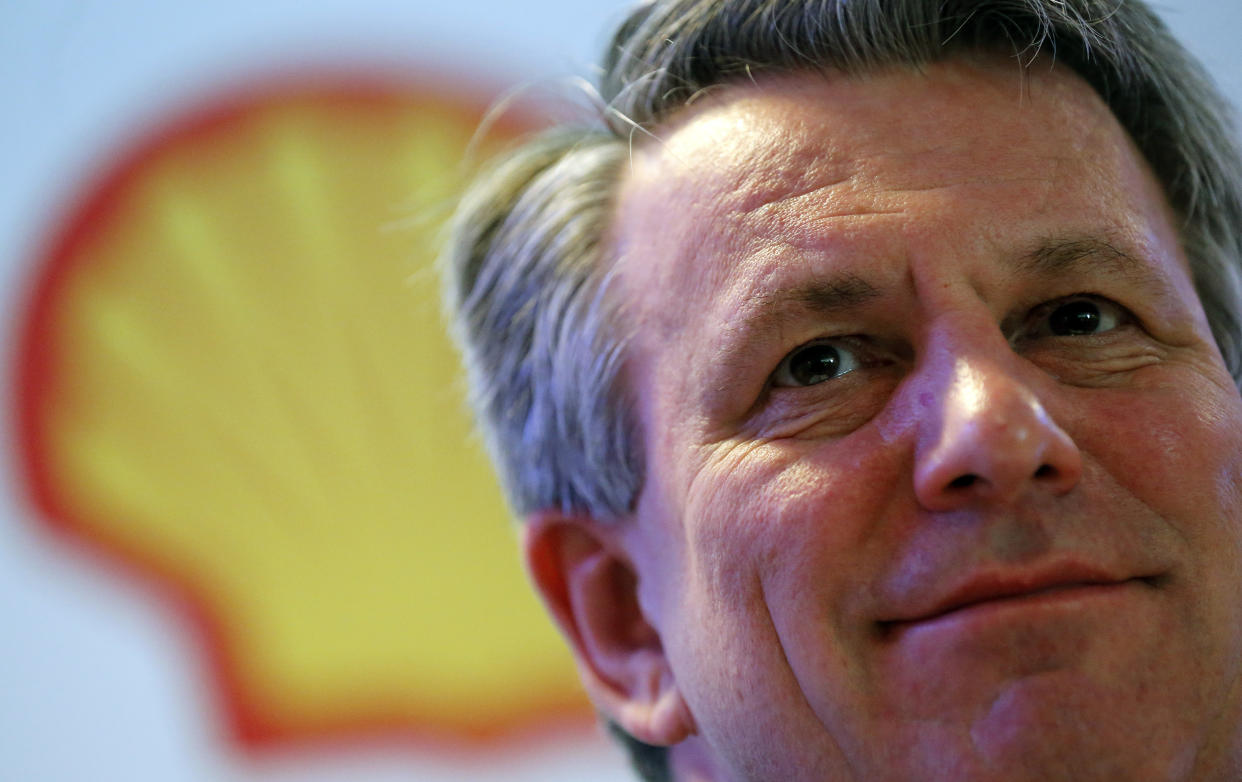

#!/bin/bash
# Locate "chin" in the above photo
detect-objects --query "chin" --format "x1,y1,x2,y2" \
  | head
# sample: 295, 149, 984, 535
871, 675, 1205, 782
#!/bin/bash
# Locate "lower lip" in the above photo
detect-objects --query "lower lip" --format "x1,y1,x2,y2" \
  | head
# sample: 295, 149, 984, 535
884, 580, 1147, 640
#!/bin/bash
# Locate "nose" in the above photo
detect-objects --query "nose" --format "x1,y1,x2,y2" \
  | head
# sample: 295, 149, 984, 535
913, 356, 1082, 511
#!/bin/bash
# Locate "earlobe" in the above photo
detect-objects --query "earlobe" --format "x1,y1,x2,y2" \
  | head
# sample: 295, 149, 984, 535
523, 511, 696, 746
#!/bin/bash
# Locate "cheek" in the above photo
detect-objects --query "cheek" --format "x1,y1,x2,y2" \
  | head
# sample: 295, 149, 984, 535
657, 434, 912, 767
676, 432, 911, 677
1068, 380, 1242, 529
1068, 379, 1242, 667
678, 430, 910, 610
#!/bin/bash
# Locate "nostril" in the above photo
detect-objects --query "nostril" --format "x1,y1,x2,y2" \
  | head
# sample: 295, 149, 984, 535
948, 474, 978, 489
1034, 464, 1054, 478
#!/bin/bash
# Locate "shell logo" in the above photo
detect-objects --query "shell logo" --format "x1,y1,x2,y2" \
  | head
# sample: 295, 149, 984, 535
14, 75, 590, 749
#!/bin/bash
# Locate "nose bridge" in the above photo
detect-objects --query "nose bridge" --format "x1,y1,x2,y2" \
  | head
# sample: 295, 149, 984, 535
912, 334, 1082, 511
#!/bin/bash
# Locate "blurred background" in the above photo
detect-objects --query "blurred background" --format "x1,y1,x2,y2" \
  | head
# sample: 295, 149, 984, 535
3, 2, 1240, 781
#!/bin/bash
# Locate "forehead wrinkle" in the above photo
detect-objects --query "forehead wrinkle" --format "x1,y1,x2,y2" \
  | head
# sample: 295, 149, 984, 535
643, 89, 863, 218
737, 173, 857, 217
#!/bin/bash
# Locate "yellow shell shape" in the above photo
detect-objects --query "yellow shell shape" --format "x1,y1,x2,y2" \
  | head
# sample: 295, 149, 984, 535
17, 77, 588, 745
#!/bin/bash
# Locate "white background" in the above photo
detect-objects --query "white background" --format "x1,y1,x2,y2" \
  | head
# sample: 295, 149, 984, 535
2, 2, 1240, 780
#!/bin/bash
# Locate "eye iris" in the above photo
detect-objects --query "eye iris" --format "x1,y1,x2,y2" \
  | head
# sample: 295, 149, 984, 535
1050, 299, 1101, 335
790, 344, 841, 385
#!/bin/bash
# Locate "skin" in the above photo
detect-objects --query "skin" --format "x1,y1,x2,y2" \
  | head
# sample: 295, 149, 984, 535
570, 58, 1242, 782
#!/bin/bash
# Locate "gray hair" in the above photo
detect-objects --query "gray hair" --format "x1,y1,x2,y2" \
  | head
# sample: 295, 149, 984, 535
443, 1, 1242, 778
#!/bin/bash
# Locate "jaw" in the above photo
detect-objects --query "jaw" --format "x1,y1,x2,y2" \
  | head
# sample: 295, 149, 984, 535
756, 575, 1242, 782
815, 658, 1241, 782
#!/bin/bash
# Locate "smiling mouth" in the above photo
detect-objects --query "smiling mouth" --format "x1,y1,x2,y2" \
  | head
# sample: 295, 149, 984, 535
919, 580, 1124, 622
877, 575, 1156, 638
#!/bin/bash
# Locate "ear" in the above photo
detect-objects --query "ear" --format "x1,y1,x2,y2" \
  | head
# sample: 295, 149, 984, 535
523, 510, 695, 746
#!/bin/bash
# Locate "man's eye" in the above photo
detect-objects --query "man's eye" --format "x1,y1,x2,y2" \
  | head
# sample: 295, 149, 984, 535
1024, 295, 1128, 339
772, 340, 860, 387
1047, 297, 1121, 335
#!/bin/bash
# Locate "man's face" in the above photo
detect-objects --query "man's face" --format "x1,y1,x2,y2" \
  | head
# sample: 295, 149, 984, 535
610, 60, 1242, 781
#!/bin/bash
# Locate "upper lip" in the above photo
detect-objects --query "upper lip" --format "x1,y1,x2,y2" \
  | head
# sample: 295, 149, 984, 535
883, 561, 1138, 627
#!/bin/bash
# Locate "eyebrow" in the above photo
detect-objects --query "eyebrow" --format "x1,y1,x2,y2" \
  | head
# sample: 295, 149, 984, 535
1013, 234, 1180, 306
725, 272, 881, 349
1017, 236, 1149, 280
753, 273, 882, 314
719, 234, 1176, 355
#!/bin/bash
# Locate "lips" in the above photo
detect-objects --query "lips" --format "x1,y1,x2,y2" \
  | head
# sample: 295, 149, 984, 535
880, 561, 1147, 630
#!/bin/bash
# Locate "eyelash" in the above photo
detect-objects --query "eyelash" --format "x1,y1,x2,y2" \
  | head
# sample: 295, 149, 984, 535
1012, 293, 1133, 343
771, 336, 878, 388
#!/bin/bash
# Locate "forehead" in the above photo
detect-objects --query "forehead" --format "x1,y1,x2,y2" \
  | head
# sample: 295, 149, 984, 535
609, 58, 1173, 341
